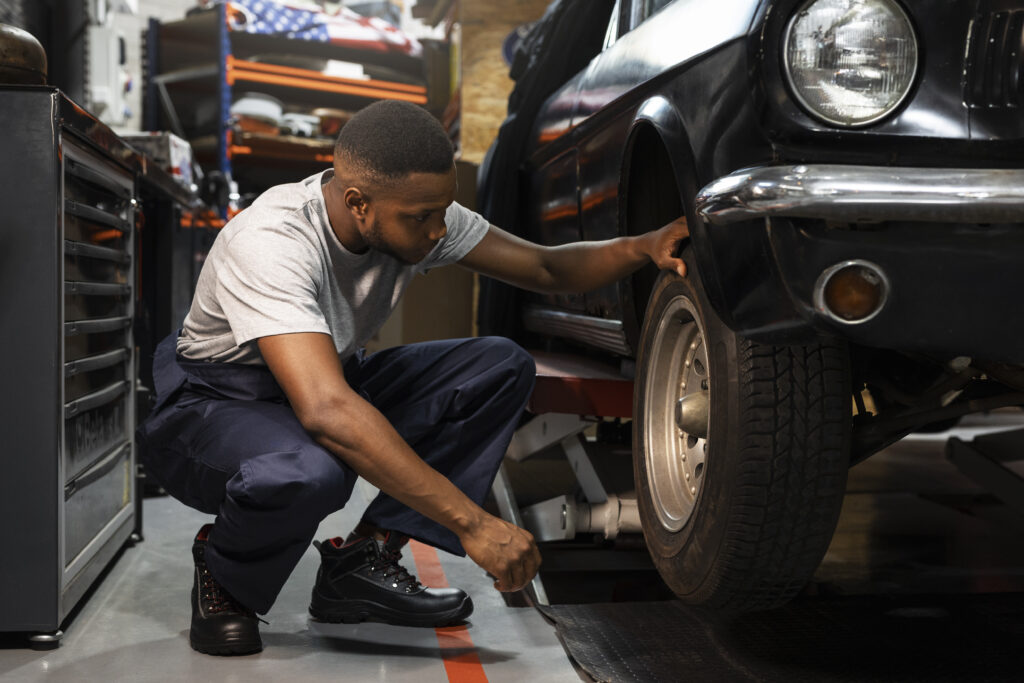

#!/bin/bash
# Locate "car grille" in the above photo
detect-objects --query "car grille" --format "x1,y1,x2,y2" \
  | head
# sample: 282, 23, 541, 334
965, 9, 1024, 108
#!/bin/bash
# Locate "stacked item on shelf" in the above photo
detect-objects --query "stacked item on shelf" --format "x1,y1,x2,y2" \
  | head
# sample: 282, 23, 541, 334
231, 91, 284, 134
122, 131, 200, 190
200, 0, 422, 64
145, 0, 430, 199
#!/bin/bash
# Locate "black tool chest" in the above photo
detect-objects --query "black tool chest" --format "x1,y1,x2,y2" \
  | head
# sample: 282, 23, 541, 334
0, 87, 138, 638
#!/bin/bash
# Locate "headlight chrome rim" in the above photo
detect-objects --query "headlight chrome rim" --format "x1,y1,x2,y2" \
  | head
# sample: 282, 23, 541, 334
782, 0, 919, 128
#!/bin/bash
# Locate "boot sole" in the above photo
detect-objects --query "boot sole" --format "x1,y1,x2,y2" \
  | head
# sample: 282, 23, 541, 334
309, 594, 473, 627
189, 634, 263, 656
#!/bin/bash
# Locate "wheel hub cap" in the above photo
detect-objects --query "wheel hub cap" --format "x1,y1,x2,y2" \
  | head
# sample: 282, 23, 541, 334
643, 295, 710, 532
675, 392, 709, 439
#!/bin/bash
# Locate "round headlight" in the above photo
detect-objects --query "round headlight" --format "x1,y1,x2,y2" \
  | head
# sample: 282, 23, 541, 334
784, 0, 918, 127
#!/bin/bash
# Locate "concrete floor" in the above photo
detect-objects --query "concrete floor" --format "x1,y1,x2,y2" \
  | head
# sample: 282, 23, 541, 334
0, 480, 582, 682
3, 413, 1023, 682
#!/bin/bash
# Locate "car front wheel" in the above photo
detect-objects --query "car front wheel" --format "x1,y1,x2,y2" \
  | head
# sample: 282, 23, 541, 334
634, 263, 851, 610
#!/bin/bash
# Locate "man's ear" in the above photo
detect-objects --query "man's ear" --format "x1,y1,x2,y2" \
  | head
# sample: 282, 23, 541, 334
343, 187, 370, 220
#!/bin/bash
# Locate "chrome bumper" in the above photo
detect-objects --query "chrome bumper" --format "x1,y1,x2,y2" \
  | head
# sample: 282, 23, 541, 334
695, 164, 1024, 225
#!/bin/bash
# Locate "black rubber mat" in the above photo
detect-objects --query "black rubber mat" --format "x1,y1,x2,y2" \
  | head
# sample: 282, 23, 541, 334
540, 594, 1024, 682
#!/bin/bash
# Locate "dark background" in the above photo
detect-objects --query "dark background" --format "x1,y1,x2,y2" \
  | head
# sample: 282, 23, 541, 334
1, 0, 88, 103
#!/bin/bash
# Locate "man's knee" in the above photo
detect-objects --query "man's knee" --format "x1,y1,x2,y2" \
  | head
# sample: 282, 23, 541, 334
226, 445, 353, 518
474, 336, 536, 400
473, 336, 534, 376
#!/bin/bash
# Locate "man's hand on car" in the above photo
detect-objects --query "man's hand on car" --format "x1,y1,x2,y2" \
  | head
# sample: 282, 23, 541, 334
646, 216, 690, 278
459, 512, 542, 592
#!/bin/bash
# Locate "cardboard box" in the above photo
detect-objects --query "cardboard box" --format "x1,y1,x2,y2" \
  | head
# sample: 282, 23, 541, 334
122, 131, 197, 189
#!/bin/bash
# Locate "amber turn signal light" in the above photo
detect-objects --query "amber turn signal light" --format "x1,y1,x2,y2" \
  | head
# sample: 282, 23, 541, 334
815, 261, 888, 324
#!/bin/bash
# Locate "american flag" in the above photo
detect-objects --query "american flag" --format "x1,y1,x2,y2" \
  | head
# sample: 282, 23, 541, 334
204, 0, 421, 56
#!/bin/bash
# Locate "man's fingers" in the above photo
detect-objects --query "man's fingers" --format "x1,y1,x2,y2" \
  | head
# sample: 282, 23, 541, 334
495, 572, 518, 592
509, 565, 525, 592
498, 550, 538, 592
490, 557, 518, 592
512, 548, 541, 592
465, 516, 544, 592
527, 548, 541, 578
667, 216, 689, 255
510, 551, 533, 591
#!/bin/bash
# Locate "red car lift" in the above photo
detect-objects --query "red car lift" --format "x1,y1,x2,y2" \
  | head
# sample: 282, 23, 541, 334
490, 351, 640, 605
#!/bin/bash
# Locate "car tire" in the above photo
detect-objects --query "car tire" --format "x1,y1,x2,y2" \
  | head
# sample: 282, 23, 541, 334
633, 260, 851, 610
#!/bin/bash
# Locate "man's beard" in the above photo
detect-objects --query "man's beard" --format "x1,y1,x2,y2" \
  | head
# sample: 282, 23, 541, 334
364, 217, 420, 265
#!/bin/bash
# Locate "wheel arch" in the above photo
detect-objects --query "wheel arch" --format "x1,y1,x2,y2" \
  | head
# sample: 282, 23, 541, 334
619, 96, 731, 349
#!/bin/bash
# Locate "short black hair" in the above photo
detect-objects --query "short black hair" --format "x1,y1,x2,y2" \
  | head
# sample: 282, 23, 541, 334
334, 100, 454, 185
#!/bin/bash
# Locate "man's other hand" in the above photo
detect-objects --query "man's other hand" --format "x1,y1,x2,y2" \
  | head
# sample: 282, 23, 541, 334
646, 215, 689, 278
460, 513, 542, 592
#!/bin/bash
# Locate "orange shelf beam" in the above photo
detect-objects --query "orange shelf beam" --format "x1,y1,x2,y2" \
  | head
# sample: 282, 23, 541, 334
231, 58, 427, 94
226, 56, 427, 104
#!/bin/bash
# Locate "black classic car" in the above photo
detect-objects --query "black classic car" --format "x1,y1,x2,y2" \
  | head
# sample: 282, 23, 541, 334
478, 0, 1024, 609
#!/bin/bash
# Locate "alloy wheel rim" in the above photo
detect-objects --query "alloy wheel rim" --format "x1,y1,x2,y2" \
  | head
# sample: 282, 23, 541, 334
643, 295, 710, 532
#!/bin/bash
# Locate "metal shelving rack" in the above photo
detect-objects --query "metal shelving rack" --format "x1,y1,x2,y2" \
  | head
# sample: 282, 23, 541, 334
142, 4, 429, 208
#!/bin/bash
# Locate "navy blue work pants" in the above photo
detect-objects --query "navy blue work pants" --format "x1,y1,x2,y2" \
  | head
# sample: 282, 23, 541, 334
137, 333, 535, 614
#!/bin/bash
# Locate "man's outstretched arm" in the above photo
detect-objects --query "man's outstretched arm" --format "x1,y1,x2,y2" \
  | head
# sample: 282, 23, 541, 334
457, 216, 689, 294
257, 332, 541, 592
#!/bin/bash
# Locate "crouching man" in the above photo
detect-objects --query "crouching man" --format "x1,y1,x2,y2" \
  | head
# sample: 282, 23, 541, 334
137, 100, 689, 655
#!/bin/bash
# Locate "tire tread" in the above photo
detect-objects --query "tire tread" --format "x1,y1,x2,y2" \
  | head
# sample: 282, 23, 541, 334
708, 341, 849, 609
635, 271, 850, 611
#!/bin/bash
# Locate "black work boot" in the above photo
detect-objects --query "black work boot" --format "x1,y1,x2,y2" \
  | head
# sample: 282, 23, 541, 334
190, 524, 263, 655
309, 533, 473, 627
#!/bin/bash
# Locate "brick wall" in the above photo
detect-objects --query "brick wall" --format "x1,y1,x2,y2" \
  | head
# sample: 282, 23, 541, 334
458, 0, 550, 164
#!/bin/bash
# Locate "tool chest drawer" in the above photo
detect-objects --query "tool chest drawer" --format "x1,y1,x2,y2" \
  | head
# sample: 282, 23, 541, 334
64, 241, 131, 282
64, 443, 132, 566
64, 381, 130, 483
64, 212, 132, 253
61, 143, 136, 487
65, 362, 128, 405
0, 88, 139, 634
64, 322, 132, 361
64, 285, 132, 320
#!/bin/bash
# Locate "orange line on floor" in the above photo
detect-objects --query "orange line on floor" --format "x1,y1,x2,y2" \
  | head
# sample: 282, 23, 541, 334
408, 541, 489, 683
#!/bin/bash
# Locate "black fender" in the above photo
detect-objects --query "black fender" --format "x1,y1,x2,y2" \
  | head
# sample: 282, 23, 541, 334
621, 68, 818, 345
618, 98, 729, 344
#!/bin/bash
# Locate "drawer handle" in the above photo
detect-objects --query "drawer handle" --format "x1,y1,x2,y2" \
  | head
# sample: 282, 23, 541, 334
64, 380, 127, 418
65, 348, 128, 377
64, 281, 130, 296
64, 442, 130, 500
65, 200, 130, 233
65, 240, 130, 264
64, 316, 131, 336
66, 158, 133, 200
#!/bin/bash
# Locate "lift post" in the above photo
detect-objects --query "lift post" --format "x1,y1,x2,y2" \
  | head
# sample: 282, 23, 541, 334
946, 427, 1024, 518
491, 351, 637, 605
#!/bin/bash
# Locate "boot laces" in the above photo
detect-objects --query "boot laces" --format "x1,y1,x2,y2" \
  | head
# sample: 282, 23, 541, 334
198, 558, 267, 623
368, 544, 421, 591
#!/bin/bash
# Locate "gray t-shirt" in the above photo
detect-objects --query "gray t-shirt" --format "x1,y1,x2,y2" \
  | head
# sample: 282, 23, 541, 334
177, 170, 489, 365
